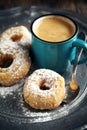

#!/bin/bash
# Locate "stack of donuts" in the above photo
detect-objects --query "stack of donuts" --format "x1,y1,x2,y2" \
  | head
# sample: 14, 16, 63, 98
0, 25, 65, 110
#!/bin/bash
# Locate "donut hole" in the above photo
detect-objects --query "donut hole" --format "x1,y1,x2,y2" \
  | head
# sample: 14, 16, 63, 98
40, 80, 50, 90
0, 54, 14, 68
11, 34, 23, 42
40, 85, 50, 90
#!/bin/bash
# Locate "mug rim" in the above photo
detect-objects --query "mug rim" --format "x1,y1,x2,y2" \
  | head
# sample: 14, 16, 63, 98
30, 14, 78, 44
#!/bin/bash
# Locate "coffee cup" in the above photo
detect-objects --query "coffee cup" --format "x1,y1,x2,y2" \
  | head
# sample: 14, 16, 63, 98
31, 14, 87, 73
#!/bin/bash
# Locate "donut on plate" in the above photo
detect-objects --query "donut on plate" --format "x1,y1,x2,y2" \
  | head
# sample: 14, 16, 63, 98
0, 41, 31, 86
0, 26, 32, 47
23, 69, 65, 110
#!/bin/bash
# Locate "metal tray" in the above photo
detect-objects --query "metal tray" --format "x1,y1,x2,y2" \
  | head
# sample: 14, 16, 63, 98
0, 6, 87, 130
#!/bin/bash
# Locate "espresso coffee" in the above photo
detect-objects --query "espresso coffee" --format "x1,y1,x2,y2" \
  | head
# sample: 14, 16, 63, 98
33, 15, 76, 42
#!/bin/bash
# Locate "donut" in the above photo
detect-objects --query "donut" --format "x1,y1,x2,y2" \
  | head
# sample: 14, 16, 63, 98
0, 26, 32, 47
0, 41, 31, 86
23, 69, 65, 110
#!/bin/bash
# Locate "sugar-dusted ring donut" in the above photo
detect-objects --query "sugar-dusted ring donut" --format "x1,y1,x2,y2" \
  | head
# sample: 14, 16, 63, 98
23, 69, 65, 110
0, 26, 32, 47
0, 41, 31, 86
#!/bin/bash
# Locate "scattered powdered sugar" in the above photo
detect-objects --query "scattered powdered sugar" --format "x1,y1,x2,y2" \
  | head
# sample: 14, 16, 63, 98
0, 68, 68, 123
0, 78, 25, 98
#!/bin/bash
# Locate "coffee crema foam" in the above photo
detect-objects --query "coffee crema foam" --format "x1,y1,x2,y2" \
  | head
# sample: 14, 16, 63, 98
33, 16, 76, 42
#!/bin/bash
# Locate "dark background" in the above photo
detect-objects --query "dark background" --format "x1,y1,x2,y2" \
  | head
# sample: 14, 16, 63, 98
0, 0, 87, 17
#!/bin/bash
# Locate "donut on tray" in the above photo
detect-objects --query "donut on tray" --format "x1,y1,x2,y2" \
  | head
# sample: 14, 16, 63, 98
23, 69, 65, 110
0, 26, 32, 47
0, 41, 31, 86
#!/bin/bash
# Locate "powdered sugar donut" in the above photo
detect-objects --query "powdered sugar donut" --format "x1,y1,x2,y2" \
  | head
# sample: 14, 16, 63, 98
0, 41, 31, 86
23, 69, 65, 110
0, 26, 32, 47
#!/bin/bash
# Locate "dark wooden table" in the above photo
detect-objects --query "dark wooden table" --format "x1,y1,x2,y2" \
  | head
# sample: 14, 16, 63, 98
0, 0, 87, 17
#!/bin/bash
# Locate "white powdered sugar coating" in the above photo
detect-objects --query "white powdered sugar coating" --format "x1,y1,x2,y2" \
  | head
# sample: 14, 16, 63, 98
27, 69, 64, 98
0, 26, 32, 46
0, 41, 31, 86
0, 78, 25, 98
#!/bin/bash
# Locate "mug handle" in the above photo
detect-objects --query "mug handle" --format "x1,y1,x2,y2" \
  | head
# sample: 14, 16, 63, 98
72, 38, 87, 64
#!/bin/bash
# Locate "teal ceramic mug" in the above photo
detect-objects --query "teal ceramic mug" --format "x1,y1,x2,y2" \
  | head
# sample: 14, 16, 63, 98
31, 14, 87, 73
